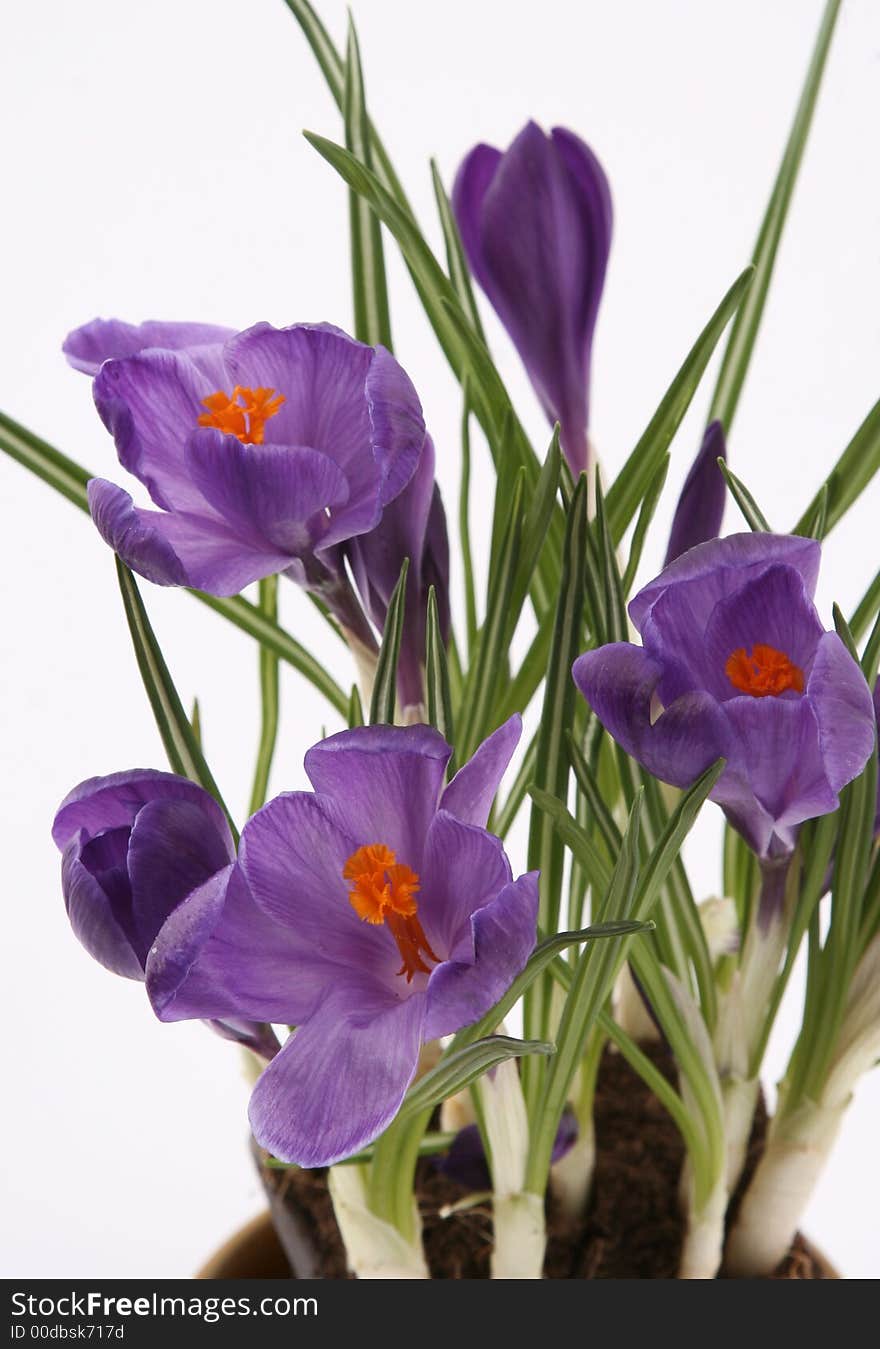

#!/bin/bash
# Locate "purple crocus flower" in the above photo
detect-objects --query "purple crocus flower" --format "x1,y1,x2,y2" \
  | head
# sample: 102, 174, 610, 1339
64, 317, 432, 648
436, 1109, 578, 1193
664, 421, 727, 565
453, 121, 612, 476
155, 716, 537, 1167
51, 769, 278, 1059
573, 534, 875, 858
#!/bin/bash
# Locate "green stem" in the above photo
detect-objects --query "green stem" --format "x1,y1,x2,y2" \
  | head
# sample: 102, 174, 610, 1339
368, 1108, 431, 1242
248, 576, 280, 815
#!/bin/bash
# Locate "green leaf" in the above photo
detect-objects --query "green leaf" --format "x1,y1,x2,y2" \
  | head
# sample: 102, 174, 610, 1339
631, 760, 726, 923
282, 0, 412, 209
793, 396, 880, 539
452, 920, 652, 1054
525, 797, 643, 1193
396, 1035, 555, 1125
0, 409, 350, 716
708, 0, 843, 432
347, 683, 364, 729
492, 731, 537, 838
344, 17, 392, 349
431, 159, 485, 342
369, 558, 409, 724
718, 459, 771, 532
605, 266, 754, 545
505, 429, 562, 642
621, 454, 670, 596
248, 574, 281, 814
850, 566, 880, 645
115, 561, 237, 840
796, 481, 828, 541
566, 730, 623, 861
425, 586, 454, 747
458, 383, 478, 655
456, 471, 526, 759
529, 786, 613, 898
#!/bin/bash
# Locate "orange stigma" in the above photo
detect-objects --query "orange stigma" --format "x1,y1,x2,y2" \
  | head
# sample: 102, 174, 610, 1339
725, 643, 805, 698
344, 843, 440, 983
198, 386, 285, 444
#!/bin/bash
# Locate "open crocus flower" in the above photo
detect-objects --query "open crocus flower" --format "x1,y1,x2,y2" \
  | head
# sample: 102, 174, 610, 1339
156, 717, 537, 1167
573, 534, 875, 858
64, 317, 430, 645
453, 121, 612, 476
51, 769, 277, 1059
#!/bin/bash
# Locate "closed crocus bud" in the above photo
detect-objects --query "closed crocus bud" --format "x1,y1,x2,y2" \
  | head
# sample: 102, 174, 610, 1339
453, 121, 612, 476
665, 421, 727, 565
51, 769, 278, 1059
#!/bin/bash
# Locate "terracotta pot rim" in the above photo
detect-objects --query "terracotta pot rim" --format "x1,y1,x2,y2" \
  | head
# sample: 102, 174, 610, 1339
196, 1210, 840, 1280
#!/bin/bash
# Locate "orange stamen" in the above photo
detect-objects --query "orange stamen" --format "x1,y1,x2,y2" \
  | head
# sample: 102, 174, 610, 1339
344, 843, 440, 982
725, 643, 805, 698
197, 385, 285, 444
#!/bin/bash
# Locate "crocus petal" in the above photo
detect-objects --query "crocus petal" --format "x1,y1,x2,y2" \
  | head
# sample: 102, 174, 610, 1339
64, 318, 232, 377
424, 870, 539, 1041
126, 797, 233, 961
303, 724, 452, 869
239, 790, 397, 980
61, 833, 143, 979
440, 714, 522, 827
630, 533, 821, 633
248, 990, 426, 1167
153, 863, 340, 1026
807, 632, 875, 793
572, 644, 731, 788
52, 768, 231, 851
185, 428, 350, 555
418, 810, 512, 957
720, 695, 838, 852
664, 421, 727, 565
207, 1019, 280, 1060
88, 479, 292, 595
364, 344, 426, 505
93, 349, 223, 513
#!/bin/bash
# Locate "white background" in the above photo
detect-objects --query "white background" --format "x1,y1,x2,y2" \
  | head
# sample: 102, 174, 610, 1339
1, 0, 878, 1278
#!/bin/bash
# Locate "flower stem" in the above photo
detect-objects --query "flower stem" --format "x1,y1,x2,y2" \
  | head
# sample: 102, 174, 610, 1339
248, 575, 280, 816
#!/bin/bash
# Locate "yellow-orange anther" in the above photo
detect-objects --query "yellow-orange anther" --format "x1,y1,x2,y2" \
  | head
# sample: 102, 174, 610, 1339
725, 643, 805, 698
198, 386, 285, 444
344, 843, 439, 982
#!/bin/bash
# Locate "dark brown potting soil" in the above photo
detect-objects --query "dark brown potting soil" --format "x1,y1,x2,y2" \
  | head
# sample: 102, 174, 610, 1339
259, 1043, 828, 1279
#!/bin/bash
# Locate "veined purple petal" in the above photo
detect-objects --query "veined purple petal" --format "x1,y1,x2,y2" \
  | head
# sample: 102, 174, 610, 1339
248, 990, 426, 1167
127, 797, 234, 963
807, 633, 876, 793
572, 644, 731, 788
440, 715, 522, 827
61, 834, 143, 979
303, 724, 452, 870
418, 811, 512, 959
154, 864, 340, 1026
630, 533, 821, 633
238, 790, 396, 982
664, 421, 727, 565
185, 428, 350, 555
88, 479, 293, 596
93, 348, 221, 513
52, 768, 231, 851
424, 870, 538, 1042
64, 318, 232, 378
